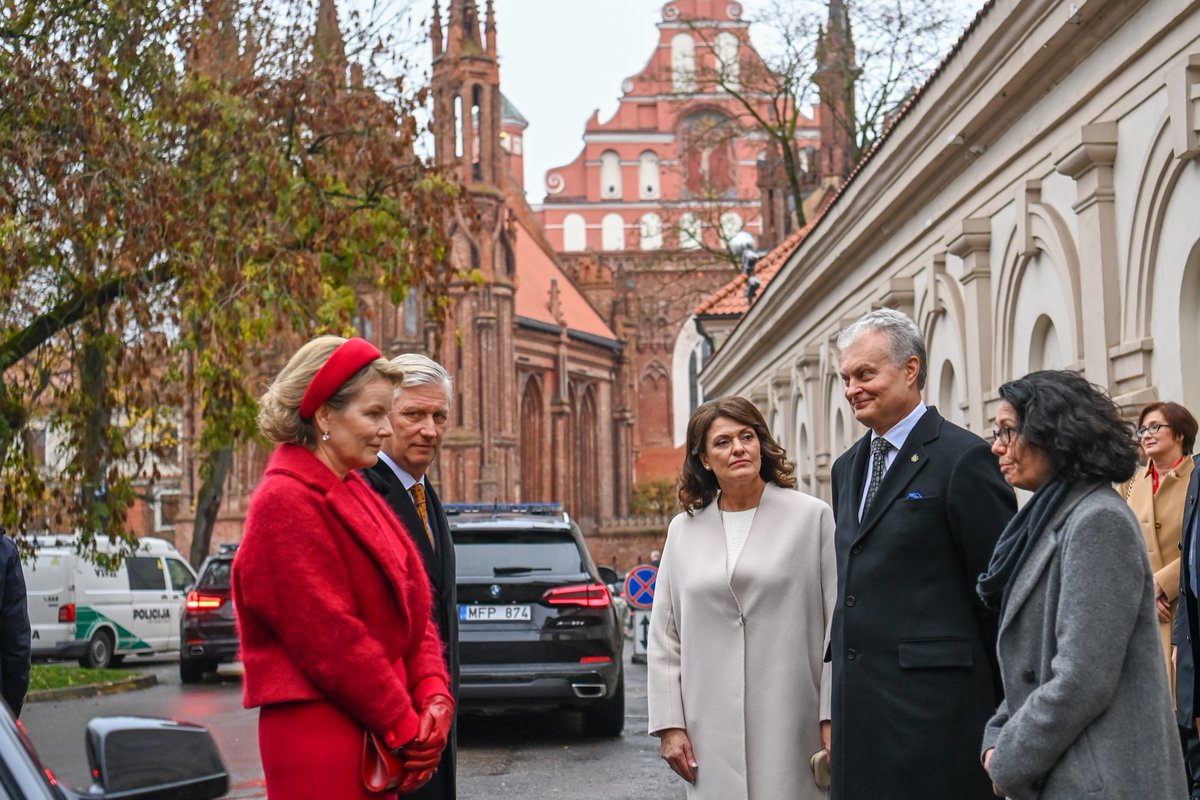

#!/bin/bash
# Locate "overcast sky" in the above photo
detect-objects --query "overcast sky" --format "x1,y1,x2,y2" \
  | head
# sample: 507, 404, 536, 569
487, 0, 985, 205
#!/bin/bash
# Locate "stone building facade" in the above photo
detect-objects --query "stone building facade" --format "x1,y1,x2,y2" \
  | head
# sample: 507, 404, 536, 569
698, 0, 1200, 502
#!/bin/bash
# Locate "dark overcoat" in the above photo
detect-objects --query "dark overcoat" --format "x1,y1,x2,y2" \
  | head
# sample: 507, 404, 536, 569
1176, 457, 1200, 729
828, 406, 1014, 800
362, 461, 459, 800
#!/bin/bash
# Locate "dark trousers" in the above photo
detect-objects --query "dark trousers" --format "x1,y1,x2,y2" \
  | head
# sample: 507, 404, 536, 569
1181, 724, 1200, 799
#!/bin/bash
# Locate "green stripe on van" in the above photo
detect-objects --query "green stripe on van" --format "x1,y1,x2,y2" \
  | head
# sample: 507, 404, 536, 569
75, 607, 152, 651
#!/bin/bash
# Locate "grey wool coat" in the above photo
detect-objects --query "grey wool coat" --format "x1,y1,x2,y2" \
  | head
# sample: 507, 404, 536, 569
981, 483, 1187, 800
647, 482, 836, 800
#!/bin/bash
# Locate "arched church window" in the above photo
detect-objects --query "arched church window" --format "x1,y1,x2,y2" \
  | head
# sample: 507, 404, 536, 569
639, 151, 660, 199
601, 213, 625, 251
563, 214, 587, 252
600, 150, 622, 199
672, 33, 696, 92
640, 213, 663, 251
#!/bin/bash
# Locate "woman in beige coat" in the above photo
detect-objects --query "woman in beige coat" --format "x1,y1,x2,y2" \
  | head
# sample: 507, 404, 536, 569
1125, 400, 1197, 688
648, 396, 835, 799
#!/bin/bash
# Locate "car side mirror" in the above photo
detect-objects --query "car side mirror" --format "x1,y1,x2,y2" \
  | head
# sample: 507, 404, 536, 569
597, 566, 618, 585
86, 717, 228, 799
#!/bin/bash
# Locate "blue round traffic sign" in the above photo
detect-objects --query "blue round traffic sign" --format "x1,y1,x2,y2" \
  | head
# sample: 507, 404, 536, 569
624, 564, 658, 610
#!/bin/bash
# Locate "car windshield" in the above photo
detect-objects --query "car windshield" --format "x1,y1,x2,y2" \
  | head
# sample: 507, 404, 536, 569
452, 530, 584, 578
197, 560, 232, 590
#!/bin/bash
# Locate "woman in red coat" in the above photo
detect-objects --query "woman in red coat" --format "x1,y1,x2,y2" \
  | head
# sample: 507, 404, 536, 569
234, 336, 454, 798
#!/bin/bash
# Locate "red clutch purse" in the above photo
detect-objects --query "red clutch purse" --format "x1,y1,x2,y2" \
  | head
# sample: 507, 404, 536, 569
362, 730, 406, 793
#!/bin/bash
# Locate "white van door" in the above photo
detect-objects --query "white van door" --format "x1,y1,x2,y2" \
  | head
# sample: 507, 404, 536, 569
125, 556, 173, 651
24, 552, 76, 657
163, 557, 197, 650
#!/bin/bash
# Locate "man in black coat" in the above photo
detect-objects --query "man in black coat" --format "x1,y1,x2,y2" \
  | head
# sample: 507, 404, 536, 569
1175, 455, 1200, 799
361, 354, 458, 800
0, 531, 30, 718
828, 309, 1015, 800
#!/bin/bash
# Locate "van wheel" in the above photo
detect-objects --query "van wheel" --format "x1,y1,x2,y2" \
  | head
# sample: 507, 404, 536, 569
179, 658, 206, 684
79, 630, 114, 669
582, 669, 625, 737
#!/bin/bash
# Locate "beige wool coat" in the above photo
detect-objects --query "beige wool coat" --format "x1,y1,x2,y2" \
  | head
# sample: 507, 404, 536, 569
647, 482, 835, 800
1126, 455, 1195, 686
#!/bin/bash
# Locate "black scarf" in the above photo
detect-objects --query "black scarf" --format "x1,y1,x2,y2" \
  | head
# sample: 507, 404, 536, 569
977, 478, 1071, 614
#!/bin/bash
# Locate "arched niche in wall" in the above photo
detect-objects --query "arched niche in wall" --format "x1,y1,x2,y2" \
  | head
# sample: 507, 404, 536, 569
519, 375, 546, 502
601, 213, 625, 251
715, 32, 739, 89
599, 150, 622, 199
678, 109, 736, 198
562, 213, 587, 252
671, 33, 696, 93
639, 151, 660, 199
678, 213, 702, 250
640, 213, 663, 251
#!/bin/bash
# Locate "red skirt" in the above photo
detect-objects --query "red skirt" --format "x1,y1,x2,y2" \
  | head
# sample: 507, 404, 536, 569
258, 700, 381, 800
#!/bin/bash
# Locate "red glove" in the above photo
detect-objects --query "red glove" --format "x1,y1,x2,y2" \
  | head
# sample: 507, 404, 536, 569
401, 695, 454, 772
397, 766, 435, 795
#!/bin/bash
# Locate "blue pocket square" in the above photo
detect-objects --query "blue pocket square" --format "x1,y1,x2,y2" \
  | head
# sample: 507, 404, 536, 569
906, 492, 924, 499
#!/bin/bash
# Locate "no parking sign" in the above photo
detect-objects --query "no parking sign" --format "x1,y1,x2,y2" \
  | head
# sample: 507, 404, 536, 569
624, 563, 657, 610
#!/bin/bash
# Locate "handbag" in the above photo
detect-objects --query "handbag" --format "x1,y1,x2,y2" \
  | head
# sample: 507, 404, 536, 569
810, 749, 831, 790
362, 729, 406, 793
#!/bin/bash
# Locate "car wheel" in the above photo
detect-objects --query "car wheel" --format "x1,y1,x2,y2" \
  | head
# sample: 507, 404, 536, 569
179, 658, 206, 684
582, 668, 625, 737
79, 630, 114, 669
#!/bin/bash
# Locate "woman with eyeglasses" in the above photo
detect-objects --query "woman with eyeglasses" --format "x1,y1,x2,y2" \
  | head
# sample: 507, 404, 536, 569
1125, 403, 1198, 690
978, 370, 1185, 799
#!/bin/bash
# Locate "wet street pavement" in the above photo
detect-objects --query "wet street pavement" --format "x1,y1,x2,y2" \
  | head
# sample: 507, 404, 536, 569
21, 649, 684, 799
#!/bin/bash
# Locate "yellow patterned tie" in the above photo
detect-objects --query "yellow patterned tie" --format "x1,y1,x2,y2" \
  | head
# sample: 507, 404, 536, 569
409, 482, 435, 550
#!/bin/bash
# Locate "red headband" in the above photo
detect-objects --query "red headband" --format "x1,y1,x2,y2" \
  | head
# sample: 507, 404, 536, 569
299, 338, 382, 420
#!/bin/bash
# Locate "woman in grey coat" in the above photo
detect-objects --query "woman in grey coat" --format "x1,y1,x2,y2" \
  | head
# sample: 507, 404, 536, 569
978, 370, 1186, 799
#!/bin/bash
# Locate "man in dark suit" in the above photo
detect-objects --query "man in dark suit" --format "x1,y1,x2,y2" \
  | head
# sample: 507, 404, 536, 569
1175, 455, 1200, 799
827, 309, 1015, 800
361, 354, 458, 800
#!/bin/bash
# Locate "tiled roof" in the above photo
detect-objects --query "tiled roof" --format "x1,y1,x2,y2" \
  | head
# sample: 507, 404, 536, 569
694, 222, 814, 317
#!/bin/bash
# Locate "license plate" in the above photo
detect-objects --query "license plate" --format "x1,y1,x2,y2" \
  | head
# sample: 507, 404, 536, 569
460, 604, 532, 622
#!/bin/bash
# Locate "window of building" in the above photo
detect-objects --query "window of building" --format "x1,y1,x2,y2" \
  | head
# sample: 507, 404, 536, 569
599, 150, 622, 199
679, 213, 702, 250
640, 213, 663, 250
563, 214, 587, 252
716, 32, 739, 89
601, 213, 625, 251
672, 33, 696, 93
155, 491, 180, 532
639, 151, 660, 199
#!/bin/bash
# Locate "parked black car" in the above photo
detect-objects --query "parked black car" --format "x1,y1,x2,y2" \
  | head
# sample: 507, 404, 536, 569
447, 503, 624, 736
0, 709, 227, 799
180, 543, 239, 684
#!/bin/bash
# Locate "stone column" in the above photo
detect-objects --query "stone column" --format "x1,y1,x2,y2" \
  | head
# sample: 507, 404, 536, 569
1055, 122, 1119, 389
947, 218, 993, 432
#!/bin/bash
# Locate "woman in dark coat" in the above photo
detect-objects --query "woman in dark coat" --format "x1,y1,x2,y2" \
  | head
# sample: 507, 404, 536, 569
235, 336, 454, 798
979, 370, 1185, 799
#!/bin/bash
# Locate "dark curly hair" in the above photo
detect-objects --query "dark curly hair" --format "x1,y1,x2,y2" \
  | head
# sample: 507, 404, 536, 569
677, 396, 796, 515
1138, 401, 1197, 455
997, 370, 1138, 484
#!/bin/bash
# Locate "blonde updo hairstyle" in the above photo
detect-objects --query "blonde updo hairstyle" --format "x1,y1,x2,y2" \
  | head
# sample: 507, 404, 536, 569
258, 335, 405, 447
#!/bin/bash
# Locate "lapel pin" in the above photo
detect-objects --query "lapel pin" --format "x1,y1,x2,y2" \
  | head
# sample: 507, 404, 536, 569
911, 454, 920, 463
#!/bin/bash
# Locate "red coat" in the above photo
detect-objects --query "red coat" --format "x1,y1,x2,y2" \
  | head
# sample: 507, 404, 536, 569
234, 444, 450, 749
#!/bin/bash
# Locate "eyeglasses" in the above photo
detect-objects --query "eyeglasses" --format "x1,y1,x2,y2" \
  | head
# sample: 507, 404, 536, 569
991, 426, 1021, 445
1136, 422, 1171, 438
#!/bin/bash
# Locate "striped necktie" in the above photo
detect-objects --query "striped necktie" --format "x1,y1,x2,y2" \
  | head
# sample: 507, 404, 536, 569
863, 437, 891, 518
409, 482, 435, 550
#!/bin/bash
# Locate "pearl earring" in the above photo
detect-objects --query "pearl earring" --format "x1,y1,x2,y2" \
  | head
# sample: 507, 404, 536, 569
322, 430, 330, 442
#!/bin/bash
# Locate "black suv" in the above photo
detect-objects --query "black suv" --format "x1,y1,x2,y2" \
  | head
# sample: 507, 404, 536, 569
180, 543, 239, 684
447, 503, 625, 736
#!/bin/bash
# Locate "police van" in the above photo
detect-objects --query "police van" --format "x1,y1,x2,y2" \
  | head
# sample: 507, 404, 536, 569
24, 535, 197, 668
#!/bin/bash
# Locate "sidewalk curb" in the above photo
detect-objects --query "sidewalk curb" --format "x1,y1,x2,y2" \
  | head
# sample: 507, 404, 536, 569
27, 674, 158, 703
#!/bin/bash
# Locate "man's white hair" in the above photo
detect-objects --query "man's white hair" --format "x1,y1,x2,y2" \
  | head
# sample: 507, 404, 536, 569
390, 352, 453, 398
836, 308, 928, 390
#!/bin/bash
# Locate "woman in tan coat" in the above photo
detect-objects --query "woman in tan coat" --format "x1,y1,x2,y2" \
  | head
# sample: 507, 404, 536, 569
648, 397, 835, 799
1125, 400, 1197, 688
